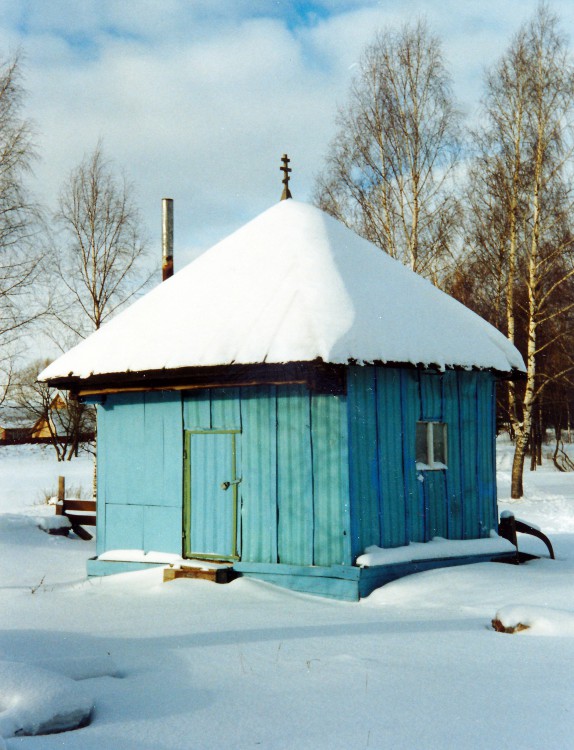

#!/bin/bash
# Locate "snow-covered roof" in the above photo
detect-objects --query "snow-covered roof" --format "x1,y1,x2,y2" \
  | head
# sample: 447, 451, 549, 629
40, 200, 525, 383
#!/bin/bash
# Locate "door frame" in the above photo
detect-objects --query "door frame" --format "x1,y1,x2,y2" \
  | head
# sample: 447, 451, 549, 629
183, 429, 241, 560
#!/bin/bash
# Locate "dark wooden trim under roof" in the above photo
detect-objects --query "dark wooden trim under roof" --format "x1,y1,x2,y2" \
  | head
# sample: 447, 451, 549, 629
45, 358, 525, 400
50, 361, 346, 399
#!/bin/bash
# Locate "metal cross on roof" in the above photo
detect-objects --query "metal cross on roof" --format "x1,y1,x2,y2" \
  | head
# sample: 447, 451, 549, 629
280, 153, 292, 200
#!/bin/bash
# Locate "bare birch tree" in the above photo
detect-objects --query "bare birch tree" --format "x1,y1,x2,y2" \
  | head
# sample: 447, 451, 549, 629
0, 53, 43, 400
47, 143, 152, 474
463, 4, 574, 497
52, 142, 151, 341
314, 19, 461, 282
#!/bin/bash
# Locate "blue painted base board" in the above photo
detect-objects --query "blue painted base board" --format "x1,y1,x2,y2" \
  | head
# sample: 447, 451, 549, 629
87, 552, 518, 600
234, 562, 360, 601
235, 552, 517, 601
356, 551, 517, 598
87, 558, 169, 576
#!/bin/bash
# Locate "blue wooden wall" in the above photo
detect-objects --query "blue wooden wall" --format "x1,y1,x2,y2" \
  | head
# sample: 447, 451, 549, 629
182, 385, 351, 566
97, 384, 351, 566
96, 366, 497, 567
347, 366, 497, 559
96, 391, 183, 556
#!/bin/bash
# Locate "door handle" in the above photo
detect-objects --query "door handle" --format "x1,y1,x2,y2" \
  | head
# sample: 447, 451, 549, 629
220, 478, 242, 491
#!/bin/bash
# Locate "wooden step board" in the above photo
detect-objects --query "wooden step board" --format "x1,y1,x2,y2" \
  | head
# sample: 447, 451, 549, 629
163, 564, 238, 584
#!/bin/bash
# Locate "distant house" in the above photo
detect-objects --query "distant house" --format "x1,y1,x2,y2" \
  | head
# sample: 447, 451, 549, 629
0, 403, 35, 444
0, 425, 32, 444
30, 393, 67, 439
0, 394, 94, 446
40, 200, 524, 600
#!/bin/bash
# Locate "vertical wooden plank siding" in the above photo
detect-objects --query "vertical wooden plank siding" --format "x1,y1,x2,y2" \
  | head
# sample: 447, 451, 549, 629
347, 367, 380, 557
442, 371, 463, 539
276, 385, 314, 565
375, 368, 407, 547
186, 384, 351, 567
142, 392, 183, 506
419, 372, 442, 421
98, 393, 183, 554
347, 366, 497, 554
351, 367, 493, 548
101, 394, 144, 505
211, 388, 241, 429
183, 390, 211, 429
476, 374, 497, 536
311, 394, 350, 566
425, 472, 448, 538
418, 373, 446, 540
400, 370, 424, 542
98, 395, 145, 550
238, 387, 278, 563
96, 366, 499, 571
95, 404, 106, 556
458, 373, 480, 539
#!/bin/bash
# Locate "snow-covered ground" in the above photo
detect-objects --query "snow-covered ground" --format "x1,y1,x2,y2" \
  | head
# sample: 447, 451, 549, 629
1, 441, 573, 749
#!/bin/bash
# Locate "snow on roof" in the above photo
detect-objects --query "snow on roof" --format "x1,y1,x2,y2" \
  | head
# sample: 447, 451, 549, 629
40, 200, 525, 382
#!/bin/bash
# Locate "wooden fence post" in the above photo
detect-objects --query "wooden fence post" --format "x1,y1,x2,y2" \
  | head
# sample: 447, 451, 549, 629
56, 476, 65, 514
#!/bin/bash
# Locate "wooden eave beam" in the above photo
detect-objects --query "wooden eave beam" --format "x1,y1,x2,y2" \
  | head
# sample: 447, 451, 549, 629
45, 359, 524, 400
47, 361, 347, 399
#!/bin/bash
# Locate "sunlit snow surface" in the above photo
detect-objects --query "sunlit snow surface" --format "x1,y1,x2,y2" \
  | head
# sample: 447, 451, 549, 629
40, 201, 524, 381
1, 439, 574, 749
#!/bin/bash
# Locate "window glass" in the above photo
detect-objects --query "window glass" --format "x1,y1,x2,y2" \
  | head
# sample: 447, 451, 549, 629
415, 422, 428, 464
433, 423, 447, 465
416, 421, 447, 469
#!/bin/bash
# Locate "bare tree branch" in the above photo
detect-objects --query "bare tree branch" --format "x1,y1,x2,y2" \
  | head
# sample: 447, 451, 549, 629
313, 19, 461, 284
50, 141, 153, 339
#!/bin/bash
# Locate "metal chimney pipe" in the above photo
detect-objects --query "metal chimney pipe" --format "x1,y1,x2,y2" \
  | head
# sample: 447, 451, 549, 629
162, 198, 174, 281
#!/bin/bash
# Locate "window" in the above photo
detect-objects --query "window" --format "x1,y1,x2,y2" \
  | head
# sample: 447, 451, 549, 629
416, 422, 447, 470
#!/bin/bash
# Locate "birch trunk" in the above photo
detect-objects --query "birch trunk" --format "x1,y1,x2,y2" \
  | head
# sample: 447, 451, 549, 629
510, 105, 543, 498
506, 100, 524, 431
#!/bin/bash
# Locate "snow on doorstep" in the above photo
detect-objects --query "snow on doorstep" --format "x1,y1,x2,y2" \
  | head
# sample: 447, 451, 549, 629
356, 534, 515, 567
40, 200, 524, 382
97, 549, 184, 564
96, 550, 233, 570
179, 559, 235, 570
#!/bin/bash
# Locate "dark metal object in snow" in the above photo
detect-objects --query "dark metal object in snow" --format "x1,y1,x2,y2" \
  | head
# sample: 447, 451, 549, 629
280, 153, 292, 200
497, 514, 555, 563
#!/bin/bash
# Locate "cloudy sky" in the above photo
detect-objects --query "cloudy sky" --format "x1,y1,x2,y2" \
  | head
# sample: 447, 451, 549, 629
1, 0, 574, 270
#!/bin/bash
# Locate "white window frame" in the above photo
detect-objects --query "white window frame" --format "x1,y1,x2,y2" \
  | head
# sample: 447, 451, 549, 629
416, 421, 447, 471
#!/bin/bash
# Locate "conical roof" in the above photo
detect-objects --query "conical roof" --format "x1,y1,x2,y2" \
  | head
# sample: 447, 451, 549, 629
40, 200, 524, 383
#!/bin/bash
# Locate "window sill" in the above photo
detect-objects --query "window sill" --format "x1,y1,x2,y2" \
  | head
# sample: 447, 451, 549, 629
416, 462, 447, 471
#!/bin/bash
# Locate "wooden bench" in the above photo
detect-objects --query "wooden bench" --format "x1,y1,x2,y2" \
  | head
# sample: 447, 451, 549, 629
55, 498, 96, 540
53, 476, 96, 541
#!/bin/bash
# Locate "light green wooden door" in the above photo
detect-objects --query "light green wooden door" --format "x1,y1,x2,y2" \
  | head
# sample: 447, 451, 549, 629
184, 431, 240, 559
